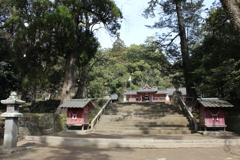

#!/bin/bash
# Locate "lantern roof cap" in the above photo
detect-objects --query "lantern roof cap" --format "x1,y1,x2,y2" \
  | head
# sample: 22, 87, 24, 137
1, 92, 25, 105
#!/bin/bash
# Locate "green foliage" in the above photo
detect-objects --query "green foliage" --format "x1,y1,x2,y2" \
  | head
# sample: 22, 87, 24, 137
110, 38, 126, 61
143, 0, 204, 97
87, 39, 172, 101
1, 0, 122, 102
4, 0, 240, 107
0, 35, 21, 99
143, 0, 204, 48
191, 7, 240, 100
97, 99, 107, 107
225, 116, 240, 134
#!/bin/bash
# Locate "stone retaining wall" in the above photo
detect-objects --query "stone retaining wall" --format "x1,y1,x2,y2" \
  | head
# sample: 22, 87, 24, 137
0, 113, 66, 144
18, 113, 66, 140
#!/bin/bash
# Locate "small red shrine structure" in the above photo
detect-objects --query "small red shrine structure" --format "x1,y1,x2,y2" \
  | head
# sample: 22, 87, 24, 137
194, 98, 233, 131
123, 84, 186, 102
60, 99, 94, 130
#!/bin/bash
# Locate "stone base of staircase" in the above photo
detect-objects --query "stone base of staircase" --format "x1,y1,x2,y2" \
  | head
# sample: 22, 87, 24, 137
23, 133, 240, 149
201, 131, 236, 136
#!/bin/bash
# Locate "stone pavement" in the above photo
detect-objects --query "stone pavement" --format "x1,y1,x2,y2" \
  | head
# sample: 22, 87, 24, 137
1, 131, 240, 160
19, 130, 240, 148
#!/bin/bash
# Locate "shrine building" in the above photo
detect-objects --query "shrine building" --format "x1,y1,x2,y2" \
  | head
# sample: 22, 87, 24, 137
123, 84, 186, 102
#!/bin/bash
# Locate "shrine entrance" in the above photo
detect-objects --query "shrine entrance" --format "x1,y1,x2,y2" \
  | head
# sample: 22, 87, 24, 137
143, 95, 149, 101
142, 95, 152, 102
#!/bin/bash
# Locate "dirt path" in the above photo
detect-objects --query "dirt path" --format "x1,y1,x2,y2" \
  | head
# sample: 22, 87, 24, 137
0, 143, 240, 160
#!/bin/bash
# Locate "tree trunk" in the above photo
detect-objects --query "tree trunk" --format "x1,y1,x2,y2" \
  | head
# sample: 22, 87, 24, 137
175, 2, 196, 98
56, 50, 77, 114
220, 0, 240, 38
75, 65, 88, 98
56, 2, 79, 113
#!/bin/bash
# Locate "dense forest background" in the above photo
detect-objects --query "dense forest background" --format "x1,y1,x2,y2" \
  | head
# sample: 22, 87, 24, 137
1, 0, 240, 108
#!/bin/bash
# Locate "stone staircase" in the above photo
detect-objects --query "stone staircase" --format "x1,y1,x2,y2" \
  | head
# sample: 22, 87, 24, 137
23, 102, 240, 149
92, 102, 193, 134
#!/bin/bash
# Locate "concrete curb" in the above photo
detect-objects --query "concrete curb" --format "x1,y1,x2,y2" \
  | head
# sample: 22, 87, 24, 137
0, 147, 27, 154
24, 135, 240, 149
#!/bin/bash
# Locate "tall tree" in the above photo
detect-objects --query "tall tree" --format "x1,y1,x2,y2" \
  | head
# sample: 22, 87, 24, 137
175, 0, 195, 97
1, 0, 122, 109
143, 0, 204, 98
191, 7, 240, 99
0, 34, 21, 99
111, 36, 127, 61
220, 0, 240, 38
55, 0, 122, 110
9, 2, 75, 101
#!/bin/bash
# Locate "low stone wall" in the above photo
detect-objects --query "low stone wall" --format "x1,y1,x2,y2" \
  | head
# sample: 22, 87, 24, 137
18, 113, 66, 140
225, 116, 240, 134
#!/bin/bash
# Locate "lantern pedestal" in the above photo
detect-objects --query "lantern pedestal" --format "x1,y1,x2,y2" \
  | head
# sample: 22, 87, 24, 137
0, 92, 25, 150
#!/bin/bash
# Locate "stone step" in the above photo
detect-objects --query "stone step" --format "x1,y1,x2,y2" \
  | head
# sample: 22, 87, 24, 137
92, 102, 193, 134
108, 107, 181, 112
104, 114, 185, 117
110, 108, 182, 110
105, 110, 184, 114
111, 102, 177, 106
108, 107, 181, 111
109, 104, 180, 107
95, 123, 190, 127
24, 133, 240, 149
107, 109, 183, 113
96, 124, 190, 129
96, 119, 189, 124
98, 121, 189, 125
108, 106, 182, 110
102, 114, 186, 118
100, 118, 187, 122
98, 120, 189, 124
92, 129, 192, 134
95, 123, 190, 128
108, 105, 181, 108
94, 126, 191, 131
99, 116, 189, 121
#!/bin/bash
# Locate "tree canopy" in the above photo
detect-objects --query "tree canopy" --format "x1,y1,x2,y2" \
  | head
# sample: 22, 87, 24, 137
191, 6, 240, 100
1, 0, 240, 108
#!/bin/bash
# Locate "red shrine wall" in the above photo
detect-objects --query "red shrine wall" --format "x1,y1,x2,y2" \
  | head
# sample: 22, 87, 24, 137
199, 106, 226, 128
152, 94, 168, 102
204, 108, 225, 127
67, 107, 91, 126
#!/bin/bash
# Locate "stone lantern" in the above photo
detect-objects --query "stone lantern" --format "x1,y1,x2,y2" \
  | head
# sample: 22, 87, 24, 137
172, 78, 181, 101
0, 92, 25, 149
104, 83, 108, 94
103, 83, 110, 99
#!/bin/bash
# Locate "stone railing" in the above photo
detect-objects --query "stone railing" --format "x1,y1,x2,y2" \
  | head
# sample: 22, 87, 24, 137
177, 95, 198, 132
90, 98, 111, 130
